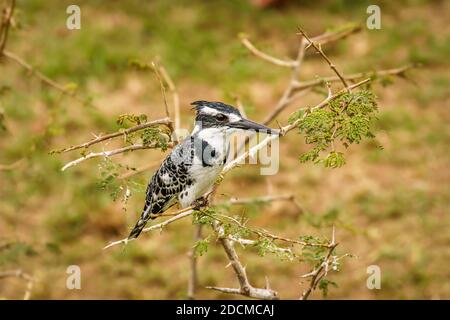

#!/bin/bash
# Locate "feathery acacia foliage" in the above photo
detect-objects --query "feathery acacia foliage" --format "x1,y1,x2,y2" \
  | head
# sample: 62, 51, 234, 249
290, 90, 378, 168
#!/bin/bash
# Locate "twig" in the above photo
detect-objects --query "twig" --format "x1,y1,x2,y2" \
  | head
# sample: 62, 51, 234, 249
298, 28, 350, 92
293, 65, 414, 91
0, 269, 34, 300
310, 25, 361, 45
0, 1, 95, 106
117, 160, 160, 180
233, 95, 247, 118
207, 222, 279, 300
187, 225, 202, 299
54, 117, 172, 154
0, 158, 25, 171
239, 24, 361, 70
0, 269, 32, 280
262, 37, 307, 125
103, 206, 194, 250
229, 235, 294, 256
0, 0, 15, 54
300, 226, 338, 300
2, 50, 83, 100
158, 64, 181, 139
240, 34, 297, 68
249, 25, 362, 125
223, 194, 296, 206
222, 193, 304, 215
213, 211, 330, 248
61, 142, 173, 171
103, 194, 306, 250
151, 61, 170, 119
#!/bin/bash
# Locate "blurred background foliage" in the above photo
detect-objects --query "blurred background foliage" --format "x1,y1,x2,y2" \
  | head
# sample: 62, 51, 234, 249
0, 0, 449, 299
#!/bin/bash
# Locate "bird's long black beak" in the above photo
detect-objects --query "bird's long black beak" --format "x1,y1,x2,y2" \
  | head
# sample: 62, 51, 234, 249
229, 118, 278, 135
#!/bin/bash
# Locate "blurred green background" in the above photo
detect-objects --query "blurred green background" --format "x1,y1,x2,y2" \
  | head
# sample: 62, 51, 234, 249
0, 0, 449, 299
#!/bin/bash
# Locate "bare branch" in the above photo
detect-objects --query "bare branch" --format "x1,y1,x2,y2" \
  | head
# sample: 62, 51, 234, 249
263, 85, 310, 124
262, 37, 307, 125
293, 65, 414, 91
2, 50, 84, 100
214, 212, 330, 248
208, 222, 279, 300
257, 26, 365, 125
187, 225, 202, 299
222, 193, 304, 215
61, 142, 173, 171
240, 34, 297, 68
0, 269, 34, 300
103, 206, 194, 250
0, 158, 25, 171
158, 63, 181, 138
300, 226, 339, 300
0, 0, 15, 54
298, 28, 350, 91
54, 117, 172, 154
103, 194, 305, 250
151, 61, 171, 119
229, 235, 294, 256
0, 269, 32, 280
310, 25, 361, 45
255, 25, 361, 125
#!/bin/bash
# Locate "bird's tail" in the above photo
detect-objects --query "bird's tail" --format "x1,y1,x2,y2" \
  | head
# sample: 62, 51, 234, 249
127, 206, 154, 240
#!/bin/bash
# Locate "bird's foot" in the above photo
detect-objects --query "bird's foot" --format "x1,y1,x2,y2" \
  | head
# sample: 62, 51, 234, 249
193, 196, 209, 210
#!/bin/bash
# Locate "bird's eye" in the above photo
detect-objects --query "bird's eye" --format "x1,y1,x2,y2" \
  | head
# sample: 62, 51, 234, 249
215, 114, 227, 121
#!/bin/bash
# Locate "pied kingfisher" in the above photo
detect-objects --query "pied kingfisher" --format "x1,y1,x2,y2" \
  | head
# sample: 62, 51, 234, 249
128, 100, 276, 240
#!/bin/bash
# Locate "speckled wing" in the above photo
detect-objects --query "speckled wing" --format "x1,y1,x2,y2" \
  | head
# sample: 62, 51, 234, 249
127, 139, 194, 240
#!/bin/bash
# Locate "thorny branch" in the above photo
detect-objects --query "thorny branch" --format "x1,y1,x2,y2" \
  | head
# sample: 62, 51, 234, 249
293, 65, 414, 91
241, 24, 362, 125
206, 222, 279, 300
56, 23, 411, 300
298, 28, 350, 91
61, 142, 174, 172
103, 194, 305, 250
103, 206, 195, 249
300, 226, 339, 300
54, 117, 172, 154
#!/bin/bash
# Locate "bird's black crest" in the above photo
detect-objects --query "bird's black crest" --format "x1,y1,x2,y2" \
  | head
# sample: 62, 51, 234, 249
191, 100, 241, 117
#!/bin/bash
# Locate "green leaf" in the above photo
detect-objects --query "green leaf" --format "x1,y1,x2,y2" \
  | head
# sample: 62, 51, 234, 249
193, 237, 210, 257
319, 279, 338, 298
324, 151, 346, 168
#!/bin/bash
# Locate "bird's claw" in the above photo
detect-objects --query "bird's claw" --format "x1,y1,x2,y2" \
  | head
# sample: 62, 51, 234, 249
193, 196, 209, 210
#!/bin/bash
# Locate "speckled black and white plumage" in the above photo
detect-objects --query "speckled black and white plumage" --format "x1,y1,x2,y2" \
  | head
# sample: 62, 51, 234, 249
127, 101, 275, 240
127, 139, 197, 239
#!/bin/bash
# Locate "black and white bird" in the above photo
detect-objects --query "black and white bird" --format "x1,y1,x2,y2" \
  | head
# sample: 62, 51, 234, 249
127, 100, 276, 240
